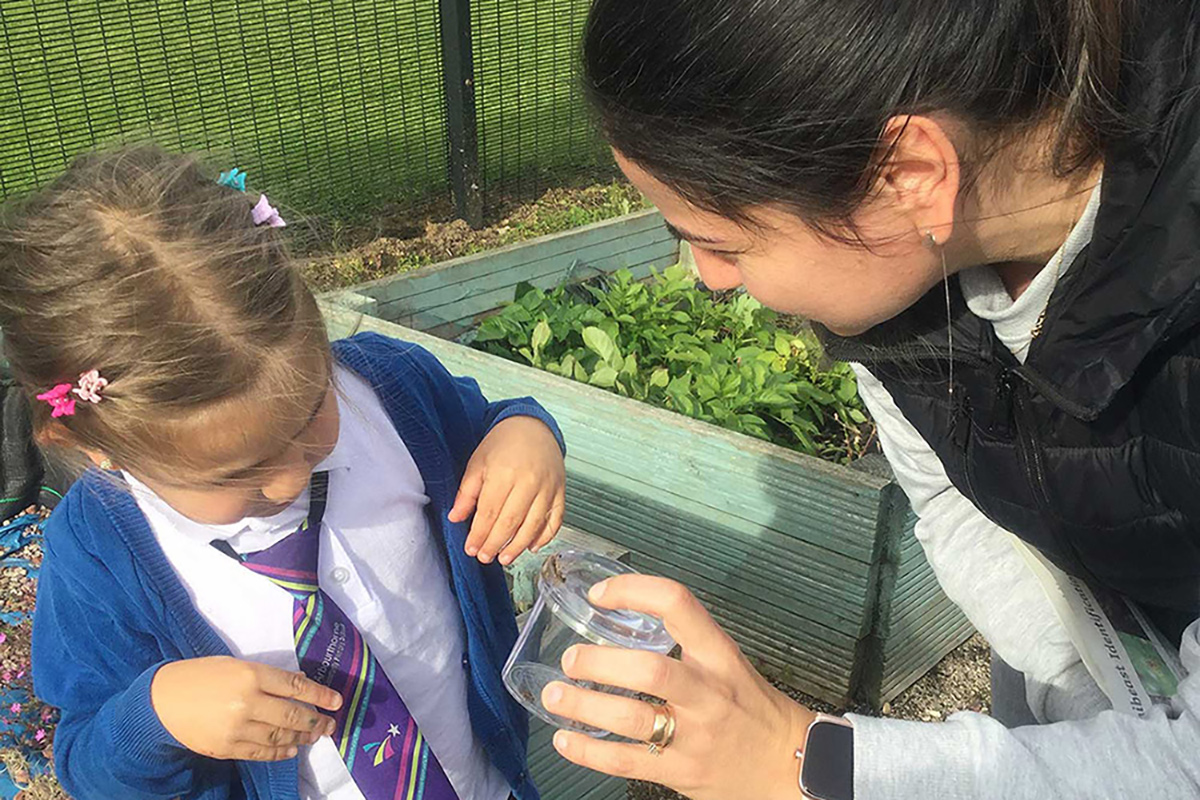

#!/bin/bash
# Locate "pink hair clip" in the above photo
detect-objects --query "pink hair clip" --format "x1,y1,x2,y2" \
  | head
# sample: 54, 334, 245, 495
73, 369, 108, 404
36, 384, 76, 418
37, 370, 108, 418
252, 194, 286, 228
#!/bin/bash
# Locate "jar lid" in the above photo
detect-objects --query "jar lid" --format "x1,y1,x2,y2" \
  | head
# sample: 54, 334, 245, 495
538, 550, 675, 652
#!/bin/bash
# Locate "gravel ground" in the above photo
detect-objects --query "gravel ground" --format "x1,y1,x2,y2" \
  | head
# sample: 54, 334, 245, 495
628, 633, 992, 800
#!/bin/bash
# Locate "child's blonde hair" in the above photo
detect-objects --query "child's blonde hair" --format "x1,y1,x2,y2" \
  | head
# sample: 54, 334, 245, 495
0, 144, 329, 483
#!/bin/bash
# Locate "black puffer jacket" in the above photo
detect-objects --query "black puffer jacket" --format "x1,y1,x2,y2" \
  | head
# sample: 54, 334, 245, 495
824, 0, 1200, 639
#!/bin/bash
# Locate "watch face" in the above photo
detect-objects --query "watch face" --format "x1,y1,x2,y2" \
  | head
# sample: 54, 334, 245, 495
801, 721, 854, 800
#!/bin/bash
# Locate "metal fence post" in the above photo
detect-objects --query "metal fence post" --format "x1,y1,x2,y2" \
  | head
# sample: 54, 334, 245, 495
439, 0, 484, 228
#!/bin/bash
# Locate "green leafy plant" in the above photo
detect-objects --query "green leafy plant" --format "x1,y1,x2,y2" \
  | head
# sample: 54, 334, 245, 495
473, 266, 874, 463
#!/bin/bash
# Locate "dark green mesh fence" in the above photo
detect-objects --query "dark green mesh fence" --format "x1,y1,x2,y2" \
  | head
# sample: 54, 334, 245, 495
472, 0, 610, 205
0, 0, 608, 224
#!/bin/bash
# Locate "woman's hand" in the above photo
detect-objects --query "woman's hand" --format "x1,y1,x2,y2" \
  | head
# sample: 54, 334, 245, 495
151, 657, 343, 762
449, 415, 567, 565
544, 575, 816, 800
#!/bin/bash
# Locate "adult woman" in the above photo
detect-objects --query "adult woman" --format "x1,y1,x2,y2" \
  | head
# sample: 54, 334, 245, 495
540, 0, 1200, 798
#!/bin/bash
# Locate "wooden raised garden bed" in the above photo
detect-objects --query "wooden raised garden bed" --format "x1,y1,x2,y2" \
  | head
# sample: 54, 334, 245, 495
320, 210, 973, 797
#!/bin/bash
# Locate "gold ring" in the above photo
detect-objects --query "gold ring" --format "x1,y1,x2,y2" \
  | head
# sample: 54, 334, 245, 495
646, 703, 677, 750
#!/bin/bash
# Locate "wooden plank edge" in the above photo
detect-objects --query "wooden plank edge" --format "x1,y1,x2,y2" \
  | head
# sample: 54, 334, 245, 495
344, 209, 668, 301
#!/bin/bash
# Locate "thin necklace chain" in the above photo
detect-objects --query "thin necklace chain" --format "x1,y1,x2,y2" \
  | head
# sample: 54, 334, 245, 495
1030, 246, 1069, 340
941, 246, 954, 399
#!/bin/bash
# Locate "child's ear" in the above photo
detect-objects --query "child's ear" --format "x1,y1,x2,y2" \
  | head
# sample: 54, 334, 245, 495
34, 424, 110, 468
34, 423, 73, 450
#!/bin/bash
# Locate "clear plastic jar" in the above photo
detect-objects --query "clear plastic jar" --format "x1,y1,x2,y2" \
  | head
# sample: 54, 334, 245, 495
502, 550, 675, 736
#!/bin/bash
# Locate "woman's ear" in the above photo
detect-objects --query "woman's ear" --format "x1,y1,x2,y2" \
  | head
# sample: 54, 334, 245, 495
876, 114, 961, 244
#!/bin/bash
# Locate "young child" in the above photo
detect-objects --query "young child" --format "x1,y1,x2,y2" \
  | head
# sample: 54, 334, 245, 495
0, 145, 567, 800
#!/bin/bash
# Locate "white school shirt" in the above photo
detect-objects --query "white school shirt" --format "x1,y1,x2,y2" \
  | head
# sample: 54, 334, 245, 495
129, 365, 510, 800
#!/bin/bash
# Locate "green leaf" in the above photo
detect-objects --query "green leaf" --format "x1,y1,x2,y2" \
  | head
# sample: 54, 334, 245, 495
574, 361, 589, 382
835, 376, 859, 403
752, 361, 769, 389
794, 382, 836, 405
583, 326, 617, 364
774, 331, 792, 357
849, 408, 868, 424
663, 264, 690, 283
756, 389, 793, 407
517, 285, 545, 311
735, 346, 764, 362
621, 350, 639, 377
531, 319, 551, 361
667, 376, 696, 398
473, 322, 509, 343
589, 365, 619, 388
513, 281, 539, 303
650, 367, 670, 388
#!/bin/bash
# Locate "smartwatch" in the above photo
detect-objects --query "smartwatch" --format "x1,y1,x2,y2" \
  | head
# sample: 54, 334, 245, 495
796, 714, 854, 800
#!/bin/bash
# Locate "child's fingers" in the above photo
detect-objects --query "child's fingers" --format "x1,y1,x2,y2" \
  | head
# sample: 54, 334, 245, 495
465, 479, 513, 558
532, 518, 560, 552
252, 695, 337, 736
476, 482, 538, 564
533, 491, 567, 552
449, 463, 485, 524
228, 741, 301, 762
254, 664, 343, 712
498, 493, 552, 566
240, 720, 326, 749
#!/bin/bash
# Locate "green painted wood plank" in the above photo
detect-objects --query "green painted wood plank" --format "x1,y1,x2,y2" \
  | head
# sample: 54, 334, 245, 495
556, 411, 885, 564
374, 225, 672, 320
885, 593, 974, 651
628, 549, 859, 664
353, 209, 671, 304
891, 574, 956, 614
885, 609, 973, 661
884, 571, 969, 644
891, 564, 954, 607
566, 477, 874, 636
376, 240, 672, 337
885, 618, 972, 670
881, 628, 975, 702
881, 616, 976, 702
580, 780, 629, 800
566, 468, 874, 581
528, 719, 626, 800
883, 607, 975, 676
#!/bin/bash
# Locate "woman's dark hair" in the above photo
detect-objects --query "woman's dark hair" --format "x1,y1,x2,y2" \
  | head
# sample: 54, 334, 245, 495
0, 144, 328, 482
583, 0, 1128, 230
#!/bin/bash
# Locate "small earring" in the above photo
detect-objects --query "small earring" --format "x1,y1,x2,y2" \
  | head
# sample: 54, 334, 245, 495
99, 458, 114, 471
925, 231, 939, 249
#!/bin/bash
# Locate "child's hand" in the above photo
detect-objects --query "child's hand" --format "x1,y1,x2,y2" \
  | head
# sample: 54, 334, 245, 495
449, 416, 566, 566
151, 656, 343, 762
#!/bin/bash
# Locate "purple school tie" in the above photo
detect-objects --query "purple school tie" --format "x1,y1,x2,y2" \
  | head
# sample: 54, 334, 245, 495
234, 472, 461, 800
